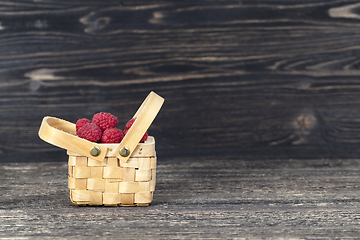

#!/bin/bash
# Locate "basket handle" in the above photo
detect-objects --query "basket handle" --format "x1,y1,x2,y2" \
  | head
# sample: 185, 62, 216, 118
38, 91, 164, 163
38, 116, 108, 162
115, 91, 164, 163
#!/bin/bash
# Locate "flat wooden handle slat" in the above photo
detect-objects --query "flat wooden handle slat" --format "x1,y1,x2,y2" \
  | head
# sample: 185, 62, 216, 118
38, 92, 164, 163
115, 91, 164, 163
38, 116, 107, 161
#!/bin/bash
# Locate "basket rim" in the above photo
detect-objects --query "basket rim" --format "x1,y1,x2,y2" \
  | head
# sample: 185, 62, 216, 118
95, 136, 155, 146
67, 136, 155, 158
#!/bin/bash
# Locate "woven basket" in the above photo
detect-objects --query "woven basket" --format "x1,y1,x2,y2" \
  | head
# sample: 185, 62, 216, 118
38, 92, 164, 206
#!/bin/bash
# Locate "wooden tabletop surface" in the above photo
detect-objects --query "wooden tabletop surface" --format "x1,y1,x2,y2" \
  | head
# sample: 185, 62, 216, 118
1, 159, 359, 239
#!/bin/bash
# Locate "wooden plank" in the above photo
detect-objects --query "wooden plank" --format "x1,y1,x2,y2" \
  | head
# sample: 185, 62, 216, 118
1, 1, 360, 162
0, 160, 359, 238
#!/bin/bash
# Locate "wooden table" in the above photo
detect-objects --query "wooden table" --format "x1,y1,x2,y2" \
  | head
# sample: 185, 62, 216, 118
1, 159, 359, 239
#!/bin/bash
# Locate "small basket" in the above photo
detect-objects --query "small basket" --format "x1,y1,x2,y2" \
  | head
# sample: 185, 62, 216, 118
38, 91, 164, 206
67, 137, 157, 206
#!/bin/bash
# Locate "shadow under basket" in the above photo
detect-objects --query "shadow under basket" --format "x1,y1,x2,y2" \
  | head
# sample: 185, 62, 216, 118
68, 136, 157, 206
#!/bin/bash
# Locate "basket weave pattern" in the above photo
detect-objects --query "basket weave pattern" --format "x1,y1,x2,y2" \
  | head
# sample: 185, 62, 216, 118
38, 92, 164, 206
67, 138, 156, 206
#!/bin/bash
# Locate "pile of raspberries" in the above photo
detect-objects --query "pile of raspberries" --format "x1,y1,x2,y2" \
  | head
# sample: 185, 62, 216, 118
76, 112, 148, 144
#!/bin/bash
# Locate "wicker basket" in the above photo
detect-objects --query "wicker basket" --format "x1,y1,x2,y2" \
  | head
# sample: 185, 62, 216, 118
38, 92, 164, 206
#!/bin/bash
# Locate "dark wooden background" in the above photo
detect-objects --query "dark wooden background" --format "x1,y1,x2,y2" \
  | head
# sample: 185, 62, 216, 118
1, 0, 360, 163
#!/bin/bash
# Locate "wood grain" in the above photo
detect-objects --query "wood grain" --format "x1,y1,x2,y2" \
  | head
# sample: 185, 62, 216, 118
1, 160, 360, 238
1, 1, 360, 162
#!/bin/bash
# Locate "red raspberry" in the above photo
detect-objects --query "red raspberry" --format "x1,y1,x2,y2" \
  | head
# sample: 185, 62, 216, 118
101, 128, 125, 143
77, 123, 102, 142
125, 118, 136, 131
139, 131, 148, 143
124, 118, 148, 143
92, 112, 118, 131
76, 118, 91, 132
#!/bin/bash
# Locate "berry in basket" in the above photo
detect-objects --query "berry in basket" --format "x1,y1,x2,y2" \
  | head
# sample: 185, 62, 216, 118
77, 122, 102, 143
124, 118, 148, 143
75, 113, 147, 144
101, 128, 125, 143
92, 112, 119, 131
75, 118, 91, 132
76, 112, 120, 143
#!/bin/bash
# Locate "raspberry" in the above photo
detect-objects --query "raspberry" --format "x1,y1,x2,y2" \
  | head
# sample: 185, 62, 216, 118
124, 118, 148, 143
101, 128, 125, 143
92, 112, 118, 131
125, 118, 136, 131
139, 131, 148, 143
76, 118, 91, 132
77, 123, 102, 142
